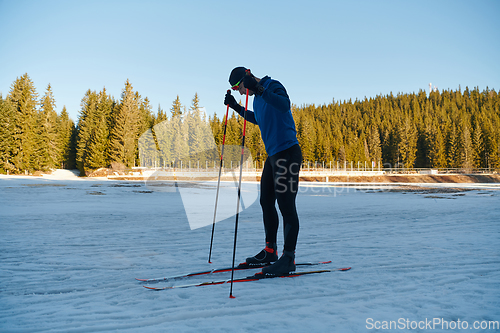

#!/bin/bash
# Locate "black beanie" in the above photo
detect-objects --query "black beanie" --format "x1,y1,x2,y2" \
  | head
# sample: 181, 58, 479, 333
229, 67, 247, 86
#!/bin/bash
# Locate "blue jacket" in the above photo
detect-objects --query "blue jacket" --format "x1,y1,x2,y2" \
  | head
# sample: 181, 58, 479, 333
236, 76, 299, 157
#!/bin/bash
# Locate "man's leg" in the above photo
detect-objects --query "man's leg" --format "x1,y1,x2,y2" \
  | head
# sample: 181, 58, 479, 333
273, 145, 301, 253
260, 157, 279, 244
262, 145, 302, 275
244, 157, 279, 265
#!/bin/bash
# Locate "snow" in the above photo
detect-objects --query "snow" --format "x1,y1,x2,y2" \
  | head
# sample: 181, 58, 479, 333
40, 169, 82, 180
1, 172, 499, 332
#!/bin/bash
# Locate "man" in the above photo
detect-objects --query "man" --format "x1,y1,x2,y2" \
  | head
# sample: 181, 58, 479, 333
224, 67, 302, 276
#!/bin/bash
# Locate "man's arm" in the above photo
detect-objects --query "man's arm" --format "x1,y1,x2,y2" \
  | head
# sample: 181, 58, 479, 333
243, 76, 291, 112
261, 81, 291, 112
234, 105, 257, 124
224, 91, 258, 124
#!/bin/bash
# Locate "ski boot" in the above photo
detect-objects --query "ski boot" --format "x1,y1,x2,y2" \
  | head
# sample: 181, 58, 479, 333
242, 242, 278, 267
261, 250, 296, 276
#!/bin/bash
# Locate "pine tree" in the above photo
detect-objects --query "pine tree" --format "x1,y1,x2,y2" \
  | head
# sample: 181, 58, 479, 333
139, 97, 154, 133
460, 121, 474, 170
186, 93, 215, 166
133, 97, 154, 168
296, 112, 315, 163
447, 125, 460, 168
168, 96, 188, 166
0, 95, 16, 173
429, 125, 447, 168
419, 118, 433, 168
7, 73, 39, 173
170, 95, 183, 117
338, 145, 347, 166
76, 89, 99, 174
483, 118, 500, 169
36, 84, 59, 170
87, 114, 109, 168
96, 88, 114, 166
148, 104, 169, 168
472, 120, 484, 168
109, 80, 142, 168
152, 117, 174, 168
367, 124, 382, 165
397, 117, 418, 169
58, 106, 76, 169
186, 94, 201, 159
155, 104, 168, 125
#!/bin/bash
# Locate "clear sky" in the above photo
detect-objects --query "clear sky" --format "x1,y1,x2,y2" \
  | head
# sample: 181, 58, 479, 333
1, 0, 499, 122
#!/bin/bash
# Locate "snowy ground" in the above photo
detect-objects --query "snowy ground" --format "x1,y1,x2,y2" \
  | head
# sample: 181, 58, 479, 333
1, 171, 499, 332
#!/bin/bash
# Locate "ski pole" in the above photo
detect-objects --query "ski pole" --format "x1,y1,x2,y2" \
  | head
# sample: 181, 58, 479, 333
208, 90, 231, 263
229, 70, 250, 298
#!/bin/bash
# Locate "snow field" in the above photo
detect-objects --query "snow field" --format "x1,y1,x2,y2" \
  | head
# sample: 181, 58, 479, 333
0, 174, 499, 332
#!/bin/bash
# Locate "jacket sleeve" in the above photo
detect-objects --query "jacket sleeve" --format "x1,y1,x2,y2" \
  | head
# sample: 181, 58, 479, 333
261, 81, 291, 112
235, 105, 258, 125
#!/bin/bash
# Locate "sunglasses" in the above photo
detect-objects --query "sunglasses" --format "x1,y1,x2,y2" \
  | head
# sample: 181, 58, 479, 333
231, 77, 244, 90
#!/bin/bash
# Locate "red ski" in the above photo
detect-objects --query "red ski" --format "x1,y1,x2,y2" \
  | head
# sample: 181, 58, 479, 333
136, 260, 332, 283
143, 267, 351, 291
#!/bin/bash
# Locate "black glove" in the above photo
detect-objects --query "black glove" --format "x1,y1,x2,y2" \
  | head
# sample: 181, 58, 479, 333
243, 75, 264, 95
224, 91, 240, 112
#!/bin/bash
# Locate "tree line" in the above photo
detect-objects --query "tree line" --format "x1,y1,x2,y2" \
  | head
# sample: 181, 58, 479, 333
1, 73, 499, 175
211, 86, 500, 170
0, 74, 76, 173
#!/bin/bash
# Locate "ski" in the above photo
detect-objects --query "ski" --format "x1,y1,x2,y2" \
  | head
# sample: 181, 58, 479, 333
136, 260, 333, 283
143, 267, 351, 290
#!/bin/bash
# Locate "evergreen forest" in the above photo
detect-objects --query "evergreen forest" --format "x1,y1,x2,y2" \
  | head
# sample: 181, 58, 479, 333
1, 73, 499, 175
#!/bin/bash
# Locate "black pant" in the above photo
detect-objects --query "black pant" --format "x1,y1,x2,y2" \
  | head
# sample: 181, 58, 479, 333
260, 144, 302, 253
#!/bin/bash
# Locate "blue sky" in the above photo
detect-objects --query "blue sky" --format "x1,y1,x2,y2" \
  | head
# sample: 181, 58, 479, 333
1, 0, 499, 122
